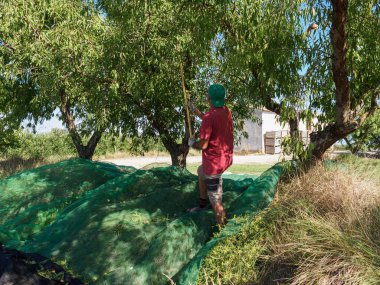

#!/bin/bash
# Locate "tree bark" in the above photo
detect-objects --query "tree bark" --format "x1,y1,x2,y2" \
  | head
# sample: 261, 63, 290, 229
310, 0, 354, 160
330, 0, 350, 125
310, 122, 356, 160
289, 116, 300, 139
161, 138, 189, 168
59, 88, 102, 160
121, 88, 190, 168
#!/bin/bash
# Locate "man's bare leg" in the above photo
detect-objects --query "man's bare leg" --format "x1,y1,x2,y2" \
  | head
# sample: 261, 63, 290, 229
197, 166, 208, 200
211, 202, 226, 226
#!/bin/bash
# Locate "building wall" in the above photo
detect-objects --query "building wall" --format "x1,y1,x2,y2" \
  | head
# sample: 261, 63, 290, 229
234, 110, 263, 152
234, 109, 311, 153
261, 111, 289, 151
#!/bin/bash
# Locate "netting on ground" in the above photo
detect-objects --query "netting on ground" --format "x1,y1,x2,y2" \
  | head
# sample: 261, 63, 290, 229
0, 159, 283, 284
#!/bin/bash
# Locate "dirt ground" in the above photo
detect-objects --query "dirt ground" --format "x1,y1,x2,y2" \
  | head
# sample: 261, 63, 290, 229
101, 153, 287, 168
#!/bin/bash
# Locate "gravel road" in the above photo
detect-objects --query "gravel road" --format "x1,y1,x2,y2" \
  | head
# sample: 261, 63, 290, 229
101, 153, 287, 168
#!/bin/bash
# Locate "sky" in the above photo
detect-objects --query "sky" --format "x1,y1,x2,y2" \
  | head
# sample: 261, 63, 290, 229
23, 109, 65, 133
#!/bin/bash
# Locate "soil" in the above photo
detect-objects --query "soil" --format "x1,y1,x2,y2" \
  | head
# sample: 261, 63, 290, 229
101, 153, 287, 168
0, 244, 83, 285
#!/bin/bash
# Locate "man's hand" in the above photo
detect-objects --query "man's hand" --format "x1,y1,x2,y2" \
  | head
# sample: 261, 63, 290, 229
188, 101, 197, 113
188, 137, 196, 147
188, 101, 204, 120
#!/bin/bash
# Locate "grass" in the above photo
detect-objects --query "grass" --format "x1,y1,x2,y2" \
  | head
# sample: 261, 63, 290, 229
0, 156, 68, 179
186, 163, 271, 175
199, 155, 380, 285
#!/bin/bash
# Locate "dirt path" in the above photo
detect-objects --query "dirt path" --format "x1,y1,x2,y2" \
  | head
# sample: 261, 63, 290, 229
101, 154, 287, 168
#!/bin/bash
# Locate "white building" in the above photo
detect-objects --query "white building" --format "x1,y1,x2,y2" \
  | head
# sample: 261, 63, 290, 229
235, 109, 310, 153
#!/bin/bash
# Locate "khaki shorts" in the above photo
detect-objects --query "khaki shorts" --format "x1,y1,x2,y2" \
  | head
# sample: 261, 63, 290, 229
198, 166, 223, 205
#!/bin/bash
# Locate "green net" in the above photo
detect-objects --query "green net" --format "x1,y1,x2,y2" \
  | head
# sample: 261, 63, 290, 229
0, 159, 283, 284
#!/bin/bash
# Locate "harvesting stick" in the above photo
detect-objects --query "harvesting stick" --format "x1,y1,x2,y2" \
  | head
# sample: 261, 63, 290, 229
180, 59, 193, 138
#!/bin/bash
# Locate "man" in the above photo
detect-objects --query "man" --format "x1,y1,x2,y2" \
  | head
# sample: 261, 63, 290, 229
188, 84, 233, 226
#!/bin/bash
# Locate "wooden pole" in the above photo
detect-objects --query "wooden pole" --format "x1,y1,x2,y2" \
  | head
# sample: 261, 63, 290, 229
180, 59, 193, 138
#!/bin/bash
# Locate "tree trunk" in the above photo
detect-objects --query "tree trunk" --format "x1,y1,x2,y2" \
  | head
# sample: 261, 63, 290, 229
289, 116, 300, 139
310, 0, 354, 161
310, 123, 356, 160
162, 139, 189, 168
73, 132, 102, 160
59, 88, 102, 160
330, 0, 350, 126
158, 50, 192, 168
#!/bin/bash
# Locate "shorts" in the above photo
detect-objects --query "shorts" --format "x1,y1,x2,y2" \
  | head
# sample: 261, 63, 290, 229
198, 166, 223, 205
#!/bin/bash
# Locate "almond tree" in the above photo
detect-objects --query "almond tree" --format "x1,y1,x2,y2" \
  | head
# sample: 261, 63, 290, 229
0, 0, 115, 159
215, 0, 379, 161
304, 0, 379, 160
99, 1, 225, 167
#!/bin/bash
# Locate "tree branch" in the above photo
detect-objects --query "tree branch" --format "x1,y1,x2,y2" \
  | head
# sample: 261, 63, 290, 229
22, 15, 52, 48
0, 39, 15, 52
357, 85, 379, 125
59, 88, 83, 146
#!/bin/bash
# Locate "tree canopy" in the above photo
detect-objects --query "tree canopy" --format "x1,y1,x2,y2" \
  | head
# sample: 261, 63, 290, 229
0, 0, 114, 159
0, 0, 379, 164
97, 0, 227, 166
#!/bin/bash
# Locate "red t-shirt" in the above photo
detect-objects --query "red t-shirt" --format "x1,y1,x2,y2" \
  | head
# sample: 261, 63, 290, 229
200, 106, 233, 175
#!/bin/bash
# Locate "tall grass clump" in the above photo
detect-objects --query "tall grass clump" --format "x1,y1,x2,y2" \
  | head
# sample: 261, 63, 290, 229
199, 157, 380, 285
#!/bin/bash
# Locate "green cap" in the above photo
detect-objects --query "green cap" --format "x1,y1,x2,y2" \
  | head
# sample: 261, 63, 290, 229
208, 84, 225, 107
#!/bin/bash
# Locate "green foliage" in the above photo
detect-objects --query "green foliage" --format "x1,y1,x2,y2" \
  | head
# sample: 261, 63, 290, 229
344, 110, 380, 153
198, 208, 284, 284
282, 136, 314, 163
210, 0, 306, 127
0, 0, 116, 157
0, 130, 167, 160
1, 0, 378, 162
303, 0, 379, 127
94, 135, 167, 157
0, 122, 19, 153
98, 1, 229, 163
1, 130, 75, 159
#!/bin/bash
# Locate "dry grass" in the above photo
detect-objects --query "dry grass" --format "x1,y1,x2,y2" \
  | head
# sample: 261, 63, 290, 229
199, 157, 380, 285
278, 163, 380, 226
265, 161, 380, 285
0, 156, 65, 179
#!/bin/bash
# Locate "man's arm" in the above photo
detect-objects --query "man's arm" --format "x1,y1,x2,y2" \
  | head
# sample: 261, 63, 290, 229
194, 109, 204, 120
189, 102, 204, 120
192, 138, 209, 150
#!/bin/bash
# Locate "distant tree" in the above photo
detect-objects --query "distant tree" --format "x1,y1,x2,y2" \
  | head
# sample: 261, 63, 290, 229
0, 0, 115, 159
0, 121, 19, 154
